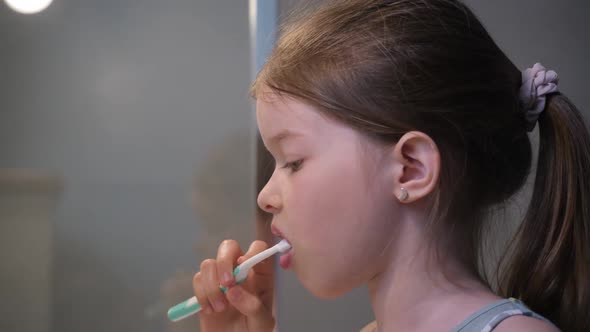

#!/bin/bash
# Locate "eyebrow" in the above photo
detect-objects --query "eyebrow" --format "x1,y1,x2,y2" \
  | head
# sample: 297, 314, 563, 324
268, 130, 303, 144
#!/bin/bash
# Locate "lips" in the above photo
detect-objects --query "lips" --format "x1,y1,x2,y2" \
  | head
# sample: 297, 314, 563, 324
271, 224, 285, 239
271, 224, 293, 269
279, 250, 293, 269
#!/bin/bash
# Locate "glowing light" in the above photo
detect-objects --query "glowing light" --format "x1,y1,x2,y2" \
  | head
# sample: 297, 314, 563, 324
4, 0, 53, 14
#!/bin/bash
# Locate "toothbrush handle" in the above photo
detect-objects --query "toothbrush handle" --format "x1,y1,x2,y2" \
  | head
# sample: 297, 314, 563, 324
167, 276, 245, 322
167, 243, 282, 322
167, 295, 203, 321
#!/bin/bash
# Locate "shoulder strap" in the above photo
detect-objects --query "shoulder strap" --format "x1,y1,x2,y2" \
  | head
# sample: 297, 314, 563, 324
451, 297, 556, 332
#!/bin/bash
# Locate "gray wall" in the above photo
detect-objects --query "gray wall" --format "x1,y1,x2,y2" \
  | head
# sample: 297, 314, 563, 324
0, 1, 254, 331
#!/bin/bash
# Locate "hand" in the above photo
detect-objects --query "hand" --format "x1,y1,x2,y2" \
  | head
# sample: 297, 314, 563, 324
193, 240, 276, 332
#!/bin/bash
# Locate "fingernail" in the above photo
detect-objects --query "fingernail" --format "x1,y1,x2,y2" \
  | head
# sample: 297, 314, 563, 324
213, 299, 226, 312
223, 272, 233, 285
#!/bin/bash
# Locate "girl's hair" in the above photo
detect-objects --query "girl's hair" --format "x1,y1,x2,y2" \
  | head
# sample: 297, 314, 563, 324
251, 0, 590, 330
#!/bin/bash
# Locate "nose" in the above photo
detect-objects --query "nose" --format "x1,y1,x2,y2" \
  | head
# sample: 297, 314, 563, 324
257, 179, 281, 214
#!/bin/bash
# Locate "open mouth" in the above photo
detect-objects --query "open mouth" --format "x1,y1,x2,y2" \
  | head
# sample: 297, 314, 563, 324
279, 249, 293, 269
271, 224, 293, 269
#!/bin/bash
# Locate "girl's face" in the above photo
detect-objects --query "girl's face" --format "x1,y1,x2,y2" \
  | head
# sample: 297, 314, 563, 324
256, 93, 400, 298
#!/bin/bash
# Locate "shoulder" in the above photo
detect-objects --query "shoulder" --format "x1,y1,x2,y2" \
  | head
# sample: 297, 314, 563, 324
359, 320, 377, 332
493, 315, 560, 332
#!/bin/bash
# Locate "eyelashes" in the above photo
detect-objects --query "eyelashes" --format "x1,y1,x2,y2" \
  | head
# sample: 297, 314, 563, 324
282, 159, 303, 173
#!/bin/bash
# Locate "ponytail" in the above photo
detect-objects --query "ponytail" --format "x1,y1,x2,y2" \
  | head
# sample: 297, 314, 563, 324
500, 94, 590, 331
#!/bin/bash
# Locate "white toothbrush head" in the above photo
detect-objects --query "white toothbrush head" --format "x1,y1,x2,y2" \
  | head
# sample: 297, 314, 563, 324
275, 239, 292, 253
233, 239, 292, 282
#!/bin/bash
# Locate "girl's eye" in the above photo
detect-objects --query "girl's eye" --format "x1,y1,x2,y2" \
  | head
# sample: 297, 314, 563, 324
282, 159, 303, 173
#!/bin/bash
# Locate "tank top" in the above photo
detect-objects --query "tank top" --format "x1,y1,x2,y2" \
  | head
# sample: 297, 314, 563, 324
374, 297, 557, 332
450, 297, 557, 331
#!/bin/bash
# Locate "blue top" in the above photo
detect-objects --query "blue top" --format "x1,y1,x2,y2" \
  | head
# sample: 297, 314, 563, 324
374, 297, 558, 332
450, 297, 557, 332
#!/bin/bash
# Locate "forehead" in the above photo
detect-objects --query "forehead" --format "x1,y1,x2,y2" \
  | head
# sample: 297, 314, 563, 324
255, 94, 326, 141
255, 93, 387, 167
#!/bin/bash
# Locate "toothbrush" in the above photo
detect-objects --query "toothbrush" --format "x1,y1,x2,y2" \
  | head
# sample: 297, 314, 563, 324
167, 239, 291, 322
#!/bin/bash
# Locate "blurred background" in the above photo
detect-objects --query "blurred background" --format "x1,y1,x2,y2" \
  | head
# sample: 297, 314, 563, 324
0, 0, 587, 331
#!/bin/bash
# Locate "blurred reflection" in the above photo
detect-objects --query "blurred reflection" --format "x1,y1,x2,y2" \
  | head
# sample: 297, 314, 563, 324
0, 169, 62, 332
0, 0, 253, 330
159, 131, 273, 332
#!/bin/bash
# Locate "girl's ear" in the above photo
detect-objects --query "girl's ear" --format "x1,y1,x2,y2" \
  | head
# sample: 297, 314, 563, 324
391, 131, 440, 203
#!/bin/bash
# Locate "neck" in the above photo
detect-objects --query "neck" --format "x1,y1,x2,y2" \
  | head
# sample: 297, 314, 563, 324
367, 216, 494, 331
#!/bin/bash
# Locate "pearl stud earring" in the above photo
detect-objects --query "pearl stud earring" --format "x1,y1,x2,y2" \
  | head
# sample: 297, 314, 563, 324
399, 187, 409, 201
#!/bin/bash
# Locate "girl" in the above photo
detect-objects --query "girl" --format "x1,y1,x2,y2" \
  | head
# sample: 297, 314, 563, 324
191, 0, 589, 331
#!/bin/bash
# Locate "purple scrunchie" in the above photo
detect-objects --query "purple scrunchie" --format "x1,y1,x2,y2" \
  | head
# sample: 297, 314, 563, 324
519, 62, 559, 132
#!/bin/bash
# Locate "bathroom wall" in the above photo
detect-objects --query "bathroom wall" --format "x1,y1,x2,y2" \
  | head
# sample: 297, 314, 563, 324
0, 1, 254, 331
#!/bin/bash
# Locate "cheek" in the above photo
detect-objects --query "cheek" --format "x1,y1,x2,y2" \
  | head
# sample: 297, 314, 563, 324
287, 160, 367, 237
284, 159, 394, 296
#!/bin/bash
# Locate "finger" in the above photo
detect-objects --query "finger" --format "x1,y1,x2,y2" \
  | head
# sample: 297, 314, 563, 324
216, 239, 243, 287
225, 284, 275, 330
242, 240, 273, 276
201, 259, 227, 313
192, 271, 213, 315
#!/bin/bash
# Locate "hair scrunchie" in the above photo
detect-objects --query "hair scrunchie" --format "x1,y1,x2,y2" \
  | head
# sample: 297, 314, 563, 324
519, 62, 559, 132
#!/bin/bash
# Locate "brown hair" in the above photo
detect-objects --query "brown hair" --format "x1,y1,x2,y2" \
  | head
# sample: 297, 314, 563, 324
252, 0, 589, 330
